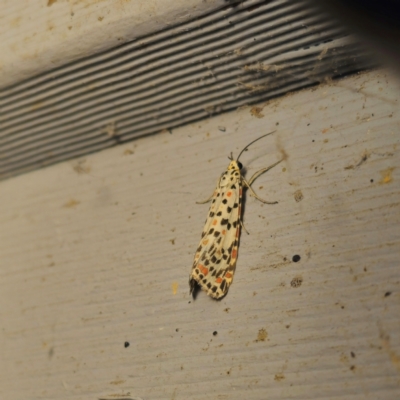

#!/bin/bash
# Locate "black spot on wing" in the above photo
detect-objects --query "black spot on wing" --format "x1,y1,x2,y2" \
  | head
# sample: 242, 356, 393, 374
220, 280, 226, 292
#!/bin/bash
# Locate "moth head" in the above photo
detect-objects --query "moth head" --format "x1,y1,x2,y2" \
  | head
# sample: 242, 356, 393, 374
227, 160, 242, 171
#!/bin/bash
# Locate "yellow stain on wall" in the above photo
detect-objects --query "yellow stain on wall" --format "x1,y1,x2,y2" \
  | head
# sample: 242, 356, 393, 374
172, 282, 179, 295
63, 199, 80, 208
380, 167, 394, 184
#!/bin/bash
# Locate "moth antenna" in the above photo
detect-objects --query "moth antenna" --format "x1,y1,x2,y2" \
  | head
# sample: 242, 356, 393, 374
236, 131, 276, 162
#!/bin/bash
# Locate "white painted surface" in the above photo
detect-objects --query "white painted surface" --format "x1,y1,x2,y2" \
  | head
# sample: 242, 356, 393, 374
1, 70, 399, 399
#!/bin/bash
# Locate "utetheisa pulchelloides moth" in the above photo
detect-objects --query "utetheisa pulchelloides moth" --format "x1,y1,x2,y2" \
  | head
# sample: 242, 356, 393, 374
189, 132, 282, 299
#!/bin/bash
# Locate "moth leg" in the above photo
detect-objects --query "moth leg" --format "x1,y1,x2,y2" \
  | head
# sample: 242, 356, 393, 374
196, 176, 222, 204
196, 192, 214, 204
240, 219, 250, 235
248, 159, 283, 186
242, 178, 278, 204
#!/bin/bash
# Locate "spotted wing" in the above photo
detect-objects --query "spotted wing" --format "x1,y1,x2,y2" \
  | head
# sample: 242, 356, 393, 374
189, 172, 242, 299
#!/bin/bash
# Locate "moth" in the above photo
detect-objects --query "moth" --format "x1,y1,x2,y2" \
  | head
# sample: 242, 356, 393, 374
189, 132, 282, 299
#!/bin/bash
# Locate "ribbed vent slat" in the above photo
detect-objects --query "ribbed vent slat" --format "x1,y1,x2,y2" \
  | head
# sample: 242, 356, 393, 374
0, 0, 375, 180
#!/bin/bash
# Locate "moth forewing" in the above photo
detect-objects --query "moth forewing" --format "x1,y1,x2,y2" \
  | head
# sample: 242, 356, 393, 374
189, 161, 243, 299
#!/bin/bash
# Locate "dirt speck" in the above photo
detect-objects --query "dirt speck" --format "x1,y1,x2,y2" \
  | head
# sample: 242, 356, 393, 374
73, 160, 91, 174
255, 328, 267, 342
109, 379, 125, 385
294, 189, 303, 202
250, 107, 264, 118
63, 199, 80, 208
290, 276, 303, 288
274, 373, 285, 381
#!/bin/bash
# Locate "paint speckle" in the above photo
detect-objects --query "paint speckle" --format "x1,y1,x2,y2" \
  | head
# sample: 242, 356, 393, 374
292, 254, 301, 262
380, 167, 394, 184
172, 282, 179, 295
124, 342, 130, 348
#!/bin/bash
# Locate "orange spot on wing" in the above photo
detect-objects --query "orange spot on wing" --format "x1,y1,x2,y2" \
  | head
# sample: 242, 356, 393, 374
199, 265, 209, 275
222, 230, 226, 235
239, 189, 242, 195
225, 272, 232, 279
231, 249, 237, 259
202, 239, 209, 245
216, 277, 223, 283
212, 219, 217, 225
226, 191, 232, 197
